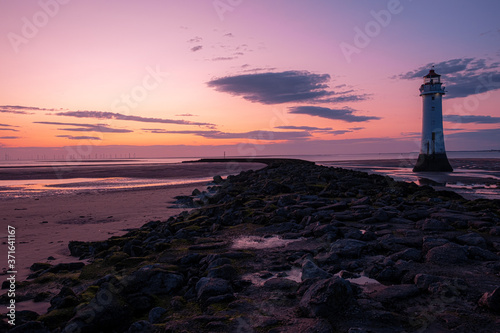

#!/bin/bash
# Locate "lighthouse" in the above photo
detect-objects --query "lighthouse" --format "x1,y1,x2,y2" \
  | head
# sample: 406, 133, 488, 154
413, 68, 453, 172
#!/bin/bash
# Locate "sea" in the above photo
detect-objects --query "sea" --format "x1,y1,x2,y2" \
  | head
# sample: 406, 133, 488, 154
0, 150, 499, 200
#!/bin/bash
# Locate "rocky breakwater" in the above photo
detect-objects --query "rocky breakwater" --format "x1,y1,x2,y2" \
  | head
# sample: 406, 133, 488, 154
2, 160, 500, 332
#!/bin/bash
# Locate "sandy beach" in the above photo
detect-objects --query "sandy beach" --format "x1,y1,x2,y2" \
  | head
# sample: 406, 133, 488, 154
0, 162, 266, 283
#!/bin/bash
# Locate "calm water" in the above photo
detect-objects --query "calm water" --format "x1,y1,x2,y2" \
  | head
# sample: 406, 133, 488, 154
0, 151, 499, 200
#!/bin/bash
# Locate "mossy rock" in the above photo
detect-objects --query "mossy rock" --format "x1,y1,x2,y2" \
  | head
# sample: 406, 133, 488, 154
80, 285, 99, 303
34, 272, 57, 283
114, 256, 150, 271
38, 307, 75, 330
104, 251, 130, 265
79, 259, 115, 280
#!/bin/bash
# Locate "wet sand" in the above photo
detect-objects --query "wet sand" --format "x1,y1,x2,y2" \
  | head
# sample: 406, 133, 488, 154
323, 158, 500, 200
0, 162, 266, 282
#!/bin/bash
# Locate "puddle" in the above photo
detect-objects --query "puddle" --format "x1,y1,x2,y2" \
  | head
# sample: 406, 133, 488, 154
231, 236, 301, 250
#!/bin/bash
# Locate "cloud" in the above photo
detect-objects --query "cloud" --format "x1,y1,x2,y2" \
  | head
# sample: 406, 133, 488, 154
0, 128, 19, 132
0, 105, 64, 114
397, 58, 500, 98
187, 36, 202, 43
55, 110, 215, 127
444, 114, 500, 124
207, 70, 368, 105
446, 128, 500, 147
0, 136, 20, 139
288, 106, 381, 122
191, 45, 202, 52
34, 121, 133, 133
0, 124, 19, 132
143, 129, 311, 141
57, 135, 102, 140
275, 125, 333, 131
207, 71, 332, 104
175, 113, 197, 117
274, 125, 355, 135
211, 56, 236, 61
224, 33, 234, 38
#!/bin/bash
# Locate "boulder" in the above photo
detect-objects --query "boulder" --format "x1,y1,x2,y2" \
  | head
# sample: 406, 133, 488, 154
426, 243, 468, 265
418, 218, 453, 231
301, 259, 331, 281
330, 239, 367, 258
456, 233, 487, 249
124, 265, 184, 295
195, 277, 234, 305
299, 277, 354, 318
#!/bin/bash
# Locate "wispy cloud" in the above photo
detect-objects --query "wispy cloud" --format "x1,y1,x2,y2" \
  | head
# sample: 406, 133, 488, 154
175, 113, 198, 117
288, 106, 380, 122
444, 114, 500, 124
34, 121, 133, 133
57, 135, 102, 140
397, 58, 500, 98
275, 125, 333, 131
187, 36, 203, 43
0, 105, 64, 114
143, 128, 311, 141
0, 124, 19, 132
207, 70, 368, 105
191, 45, 203, 52
0, 128, 19, 132
55, 110, 215, 127
0, 136, 20, 139
211, 56, 236, 61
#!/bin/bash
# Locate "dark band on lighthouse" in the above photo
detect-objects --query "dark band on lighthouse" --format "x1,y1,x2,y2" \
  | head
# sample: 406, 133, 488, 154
413, 69, 453, 172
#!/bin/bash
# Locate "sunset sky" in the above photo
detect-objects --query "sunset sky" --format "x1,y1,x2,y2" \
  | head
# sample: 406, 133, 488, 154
1, 0, 500, 159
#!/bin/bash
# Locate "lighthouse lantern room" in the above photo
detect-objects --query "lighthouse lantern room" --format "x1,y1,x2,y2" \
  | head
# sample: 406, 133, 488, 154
413, 69, 453, 172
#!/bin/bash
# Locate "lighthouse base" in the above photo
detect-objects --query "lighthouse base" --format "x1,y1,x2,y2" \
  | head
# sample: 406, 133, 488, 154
413, 153, 453, 172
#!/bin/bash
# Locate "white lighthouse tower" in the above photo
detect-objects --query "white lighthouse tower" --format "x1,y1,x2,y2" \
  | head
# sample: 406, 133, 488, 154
413, 68, 453, 172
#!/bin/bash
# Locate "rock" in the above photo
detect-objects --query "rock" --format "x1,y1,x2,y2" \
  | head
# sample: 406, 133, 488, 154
263, 278, 299, 291
467, 246, 499, 261
47, 262, 85, 273
390, 248, 422, 262
456, 232, 487, 249
301, 259, 331, 281
192, 188, 201, 196
330, 239, 367, 258
64, 282, 132, 333
422, 236, 449, 253
414, 274, 441, 290
426, 243, 468, 265
9, 321, 50, 333
351, 197, 371, 206
195, 277, 234, 304
371, 284, 420, 303
213, 175, 224, 184
418, 218, 453, 231
124, 265, 184, 295
207, 264, 238, 281
257, 222, 302, 234
261, 180, 292, 195
299, 277, 354, 318
128, 320, 155, 332
49, 287, 79, 311
479, 287, 500, 313
372, 209, 389, 222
